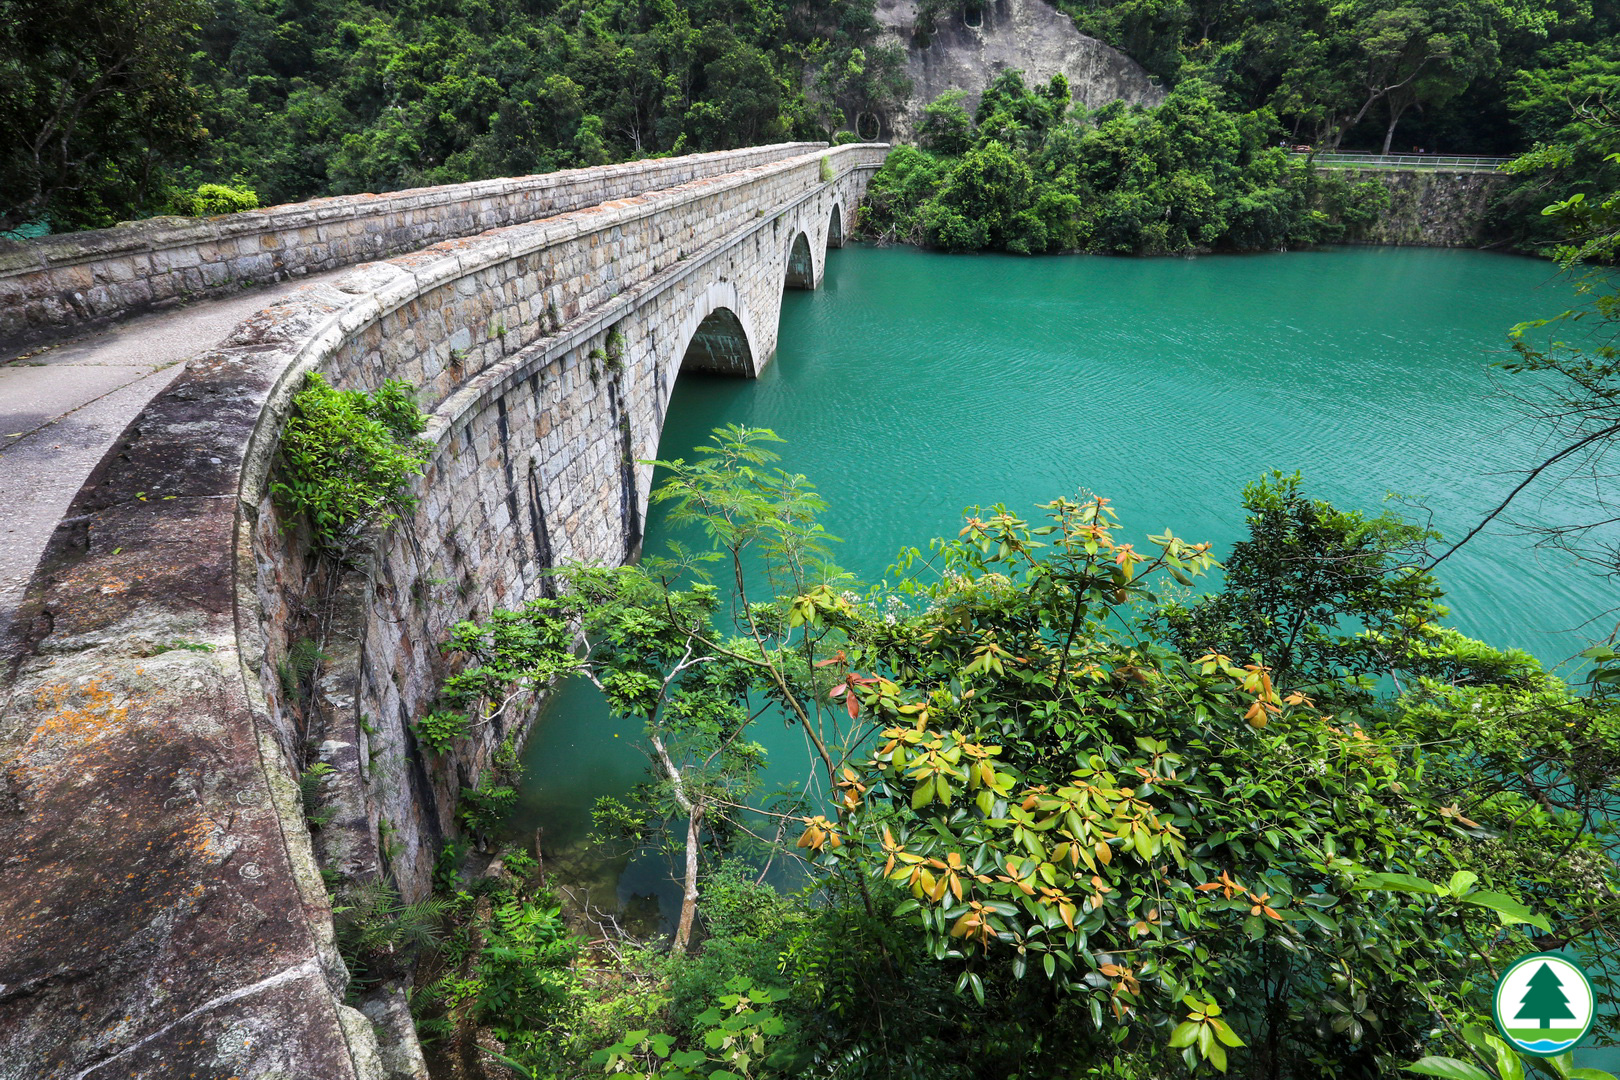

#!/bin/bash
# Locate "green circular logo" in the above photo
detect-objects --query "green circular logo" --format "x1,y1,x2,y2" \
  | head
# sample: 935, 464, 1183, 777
1491, 952, 1597, 1057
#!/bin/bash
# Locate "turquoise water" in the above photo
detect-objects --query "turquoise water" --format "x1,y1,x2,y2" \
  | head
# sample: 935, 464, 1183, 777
511, 243, 1616, 1059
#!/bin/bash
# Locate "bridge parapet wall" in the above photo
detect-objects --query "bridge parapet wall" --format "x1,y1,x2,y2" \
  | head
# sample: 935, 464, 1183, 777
0, 143, 822, 350
0, 143, 885, 1080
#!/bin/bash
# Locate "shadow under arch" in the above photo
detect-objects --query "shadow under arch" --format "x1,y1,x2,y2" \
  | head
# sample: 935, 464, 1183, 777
673, 280, 760, 381
784, 230, 815, 289
827, 203, 845, 249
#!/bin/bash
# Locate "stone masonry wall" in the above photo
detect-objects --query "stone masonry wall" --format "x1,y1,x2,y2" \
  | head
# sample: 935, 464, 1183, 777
0, 143, 885, 1080
1344, 168, 1509, 247
0, 143, 820, 350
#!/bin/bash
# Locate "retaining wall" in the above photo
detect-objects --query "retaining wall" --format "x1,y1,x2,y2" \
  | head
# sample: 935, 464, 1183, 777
1344, 167, 1509, 247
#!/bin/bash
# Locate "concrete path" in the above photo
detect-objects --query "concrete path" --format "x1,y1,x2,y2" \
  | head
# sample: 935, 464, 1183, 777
0, 273, 347, 643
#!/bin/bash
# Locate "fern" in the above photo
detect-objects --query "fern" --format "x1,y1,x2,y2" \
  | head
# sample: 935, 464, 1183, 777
299, 761, 336, 828
331, 879, 453, 984
278, 637, 327, 700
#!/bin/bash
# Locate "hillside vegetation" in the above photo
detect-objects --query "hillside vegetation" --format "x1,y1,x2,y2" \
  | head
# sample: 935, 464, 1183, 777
2, 0, 1616, 248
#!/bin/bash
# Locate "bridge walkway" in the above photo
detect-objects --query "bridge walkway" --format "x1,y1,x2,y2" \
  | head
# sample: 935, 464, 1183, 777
0, 270, 349, 645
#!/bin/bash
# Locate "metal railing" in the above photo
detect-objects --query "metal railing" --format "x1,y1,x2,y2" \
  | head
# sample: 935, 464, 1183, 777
1291, 151, 1512, 172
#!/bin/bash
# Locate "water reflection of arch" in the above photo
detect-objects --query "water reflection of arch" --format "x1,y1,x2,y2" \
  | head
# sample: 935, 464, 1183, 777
671, 279, 761, 389
784, 229, 816, 289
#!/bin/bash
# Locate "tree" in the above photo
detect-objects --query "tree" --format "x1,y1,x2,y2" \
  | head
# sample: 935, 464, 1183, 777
918, 90, 975, 155
436, 427, 869, 956
1438, 104, 1620, 582
1160, 472, 1444, 697
803, 492, 1586, 1074
1516, 963, 1576, 1029
1320, 0, 1500, 152
433, 425, 1620, 1073
0, 0, 208, 230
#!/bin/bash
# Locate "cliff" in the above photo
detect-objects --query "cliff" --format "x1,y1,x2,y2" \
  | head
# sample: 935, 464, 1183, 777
875, 0, 1164, 140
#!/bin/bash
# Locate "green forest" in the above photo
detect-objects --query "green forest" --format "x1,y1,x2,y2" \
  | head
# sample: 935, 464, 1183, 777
858, 0, 1620, 256
2, 0, 1617, 251
0, 0, 907, 232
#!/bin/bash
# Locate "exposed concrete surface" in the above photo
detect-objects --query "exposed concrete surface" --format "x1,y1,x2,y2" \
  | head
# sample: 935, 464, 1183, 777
0, 273, 347, 647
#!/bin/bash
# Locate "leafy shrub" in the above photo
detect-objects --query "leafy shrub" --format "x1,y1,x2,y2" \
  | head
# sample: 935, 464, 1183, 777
331, 879, 451, 987
431, 839, 466, 893
412, 710, 470, 754
459, 774, 517, 834
270, 372, 432, 557
475, 896, 577, 1029
593, 977, 790, 1079
169, 182, 260, 216
860, 74, 1335, 255
666, 863, 805, 1033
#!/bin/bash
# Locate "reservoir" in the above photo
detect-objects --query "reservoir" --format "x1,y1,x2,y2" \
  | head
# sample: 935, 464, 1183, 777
513, 242, 1605, 929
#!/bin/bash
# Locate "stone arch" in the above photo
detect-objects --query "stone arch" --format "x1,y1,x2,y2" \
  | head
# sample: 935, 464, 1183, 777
673, 279, 761, 381
827, 202, 845, 249
784, 229, 816, 289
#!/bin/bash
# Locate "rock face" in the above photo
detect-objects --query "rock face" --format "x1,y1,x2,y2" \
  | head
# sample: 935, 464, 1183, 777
875, 0, 1163, 140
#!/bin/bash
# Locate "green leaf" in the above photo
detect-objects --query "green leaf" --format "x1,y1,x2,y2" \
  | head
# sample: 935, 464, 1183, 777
1170, 1021, 1200, 1049
1212, 1018, 1244, 1048
1358, 872, 1440, 895
1457, 891, 1553, 933
1403, 1057, 1497, 1080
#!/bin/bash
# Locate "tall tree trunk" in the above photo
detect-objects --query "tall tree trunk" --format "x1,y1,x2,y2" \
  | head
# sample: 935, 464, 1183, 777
673, 804, 703, 955
651, 729, 702, 956
1381, 100, 1410, 156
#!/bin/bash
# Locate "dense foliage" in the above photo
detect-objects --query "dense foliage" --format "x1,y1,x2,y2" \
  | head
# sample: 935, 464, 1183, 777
0, 0, 905, 230
411, 426, 1620, 1080
0, 0, 211, 232
1059, 0, 1616, 157
269, 371, 432, 559
859, 73, 1390, 254
2, 0, 1616, 257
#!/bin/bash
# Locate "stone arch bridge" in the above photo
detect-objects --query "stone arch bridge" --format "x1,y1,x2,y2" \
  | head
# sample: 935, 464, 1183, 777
0, 142, 886, 1079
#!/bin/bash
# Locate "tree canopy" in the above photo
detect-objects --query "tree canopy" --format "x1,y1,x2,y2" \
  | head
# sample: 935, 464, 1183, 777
407, 426, 1620, 1080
